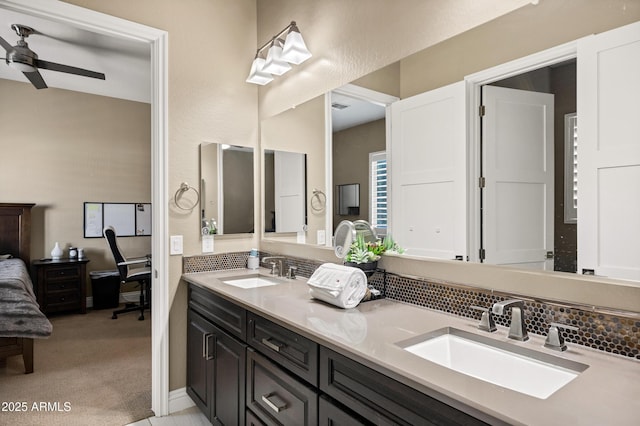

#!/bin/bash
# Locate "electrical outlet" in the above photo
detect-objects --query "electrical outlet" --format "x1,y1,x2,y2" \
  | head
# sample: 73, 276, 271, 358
317, 230, 326, 245
170, 235, 183, 255
202, 235, 214, 253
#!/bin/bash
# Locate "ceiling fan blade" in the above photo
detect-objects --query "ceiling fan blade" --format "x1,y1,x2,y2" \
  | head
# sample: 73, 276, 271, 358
23, 70, 48, 89
0, 35, 12, 53
35, 59, 105, 80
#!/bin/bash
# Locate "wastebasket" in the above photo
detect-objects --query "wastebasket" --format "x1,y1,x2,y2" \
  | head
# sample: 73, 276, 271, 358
90, 270, 121, 309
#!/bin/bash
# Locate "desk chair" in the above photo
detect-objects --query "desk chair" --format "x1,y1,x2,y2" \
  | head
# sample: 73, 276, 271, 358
103, 226, 151, 320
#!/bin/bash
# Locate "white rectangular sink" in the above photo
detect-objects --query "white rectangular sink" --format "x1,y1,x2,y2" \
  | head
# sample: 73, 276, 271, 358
398, 327, 588, 399
222, 274, 281, 289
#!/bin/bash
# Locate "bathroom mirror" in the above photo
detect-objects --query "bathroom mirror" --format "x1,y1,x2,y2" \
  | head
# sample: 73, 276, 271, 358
259, 14, 639, 286
263, 149, 307, 234
200, 143, 254, 235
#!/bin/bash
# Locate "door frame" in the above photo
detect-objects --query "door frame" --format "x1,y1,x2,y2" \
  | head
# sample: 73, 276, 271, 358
464, 41, 577, 262
0, 0, 170, 416
325, 84, 399, 243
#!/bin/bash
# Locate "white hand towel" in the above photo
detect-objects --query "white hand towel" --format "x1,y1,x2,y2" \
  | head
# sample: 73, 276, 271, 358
307, 263, 367, 309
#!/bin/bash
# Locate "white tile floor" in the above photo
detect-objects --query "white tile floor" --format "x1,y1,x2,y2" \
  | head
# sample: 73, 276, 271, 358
127, 406, 211, 426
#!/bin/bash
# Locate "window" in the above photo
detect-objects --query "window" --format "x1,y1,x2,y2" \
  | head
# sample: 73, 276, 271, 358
564, 113, 577, 224
369, 151, 387, 232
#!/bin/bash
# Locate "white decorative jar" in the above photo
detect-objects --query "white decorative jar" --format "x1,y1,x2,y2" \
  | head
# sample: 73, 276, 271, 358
51, 242, 63, 260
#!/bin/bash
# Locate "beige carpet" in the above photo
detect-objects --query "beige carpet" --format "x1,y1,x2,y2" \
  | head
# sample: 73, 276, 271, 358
0, 308, 153, 426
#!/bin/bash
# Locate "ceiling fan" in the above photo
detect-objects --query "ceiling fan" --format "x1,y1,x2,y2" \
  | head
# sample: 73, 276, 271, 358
0, 23, 105, 89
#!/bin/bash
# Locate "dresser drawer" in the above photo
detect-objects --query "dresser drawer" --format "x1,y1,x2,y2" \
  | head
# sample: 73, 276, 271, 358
46, 280, 80, 293
45, 266, 80, 281
45, 291, 81, 312
248, 312, 318, 386
319, 347, 489, 426
246, 348, 318, 426
188, 284, 246, 341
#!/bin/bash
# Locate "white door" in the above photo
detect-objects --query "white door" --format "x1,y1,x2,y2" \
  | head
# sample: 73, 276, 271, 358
274, 151, 306, 233
577, 21, 640, 281
482, 86, 554, 269
390, 81, 467, 259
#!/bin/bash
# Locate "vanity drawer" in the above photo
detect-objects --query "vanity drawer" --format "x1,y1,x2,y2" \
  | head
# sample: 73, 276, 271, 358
246, 348, 318, 426
248, 312, 319, 386
319, 347, 490, 426
189, 284, 246, 341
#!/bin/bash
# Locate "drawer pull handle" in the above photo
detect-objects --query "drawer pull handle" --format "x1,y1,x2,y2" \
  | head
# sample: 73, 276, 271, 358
261, 393, 287, 413
261, 337, 284, 352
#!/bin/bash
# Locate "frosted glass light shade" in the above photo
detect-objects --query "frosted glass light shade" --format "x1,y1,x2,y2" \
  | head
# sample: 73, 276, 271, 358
246, 57, 273, 85
262, 40, 291, 76
8, 60, 37, 72
281, 30, 312, 65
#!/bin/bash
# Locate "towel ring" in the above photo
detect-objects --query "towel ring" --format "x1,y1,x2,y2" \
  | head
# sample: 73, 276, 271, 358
174, 182, 200, 211
310, 189, 326, 213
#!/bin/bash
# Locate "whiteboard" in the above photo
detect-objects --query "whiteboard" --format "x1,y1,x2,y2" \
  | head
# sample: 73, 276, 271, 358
84, 202, 151, 238
104, 203, 136, 236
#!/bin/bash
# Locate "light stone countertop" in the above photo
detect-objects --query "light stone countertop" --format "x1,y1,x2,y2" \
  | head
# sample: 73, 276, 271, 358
182, 268, 639, 426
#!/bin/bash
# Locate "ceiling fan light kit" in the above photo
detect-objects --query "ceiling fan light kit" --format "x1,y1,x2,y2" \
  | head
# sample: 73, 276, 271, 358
246, 21, 311, 85
1, 23, 106, 90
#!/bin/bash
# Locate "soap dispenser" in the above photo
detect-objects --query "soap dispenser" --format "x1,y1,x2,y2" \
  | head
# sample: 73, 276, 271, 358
247, 248, 259, 269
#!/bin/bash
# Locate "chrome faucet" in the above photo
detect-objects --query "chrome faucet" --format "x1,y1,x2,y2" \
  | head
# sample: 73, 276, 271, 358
492, 299, 529, 341
262, 256, 285, 277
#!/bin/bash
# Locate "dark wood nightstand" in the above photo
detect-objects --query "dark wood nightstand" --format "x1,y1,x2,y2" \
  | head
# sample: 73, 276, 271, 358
32, 258, 90, 315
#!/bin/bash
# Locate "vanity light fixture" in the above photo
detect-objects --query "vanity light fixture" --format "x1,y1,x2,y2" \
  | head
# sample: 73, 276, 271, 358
246, 21, 311, 85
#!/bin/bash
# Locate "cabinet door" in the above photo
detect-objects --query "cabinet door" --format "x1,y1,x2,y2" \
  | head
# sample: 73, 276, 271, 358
390, 81, 467, 260
187, 309, 214, 419
319, 396, 371, 426
577, 20, 640, 281
211, 323, 247, 426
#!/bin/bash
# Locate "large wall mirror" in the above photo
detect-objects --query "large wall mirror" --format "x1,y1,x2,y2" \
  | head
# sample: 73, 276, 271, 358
200, 142, 254, 235
259, 16, 640, 288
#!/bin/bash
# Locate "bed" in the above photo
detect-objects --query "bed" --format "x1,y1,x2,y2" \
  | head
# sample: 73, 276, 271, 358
0, 203, 52, 374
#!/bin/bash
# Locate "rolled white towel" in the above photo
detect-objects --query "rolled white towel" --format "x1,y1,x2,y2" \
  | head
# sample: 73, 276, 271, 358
307, 263, 367, 309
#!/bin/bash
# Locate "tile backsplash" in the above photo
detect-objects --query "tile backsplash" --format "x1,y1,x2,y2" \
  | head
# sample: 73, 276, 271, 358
183, 252, 639, 360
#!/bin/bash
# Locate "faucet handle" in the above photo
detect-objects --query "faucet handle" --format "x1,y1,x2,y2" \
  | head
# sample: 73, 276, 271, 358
470, 306, 497, 332
544, 322, 579, 352
287, 265, 297, 279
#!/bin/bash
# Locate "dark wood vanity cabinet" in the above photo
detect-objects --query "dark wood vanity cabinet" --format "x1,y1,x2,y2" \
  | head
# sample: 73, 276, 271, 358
187, 286, 247, 426
187, 283, 489, 425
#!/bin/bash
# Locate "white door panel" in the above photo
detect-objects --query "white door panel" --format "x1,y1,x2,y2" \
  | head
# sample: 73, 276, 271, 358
482, 85, 554, 269
578, 21, 640, 281
274, 151, 306, 233
390, 81, 467, 260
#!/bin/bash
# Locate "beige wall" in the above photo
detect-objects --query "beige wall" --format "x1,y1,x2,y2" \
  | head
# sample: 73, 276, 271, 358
332, 119, 386, 229
400, 0, 640, 97
63, 0, 259, 391
0, 79, 151, 287
260, 95, 326, 244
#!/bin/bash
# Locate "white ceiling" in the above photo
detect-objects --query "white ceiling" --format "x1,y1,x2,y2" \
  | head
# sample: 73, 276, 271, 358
0, 7, 150, 103
331, 91, 386, 132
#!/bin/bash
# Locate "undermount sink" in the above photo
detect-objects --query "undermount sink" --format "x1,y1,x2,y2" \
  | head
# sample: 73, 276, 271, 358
397, 327, 588, 399
221, 274, 281, 289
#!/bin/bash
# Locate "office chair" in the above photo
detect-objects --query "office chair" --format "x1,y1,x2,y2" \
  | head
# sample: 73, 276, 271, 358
103, 226, 151, 320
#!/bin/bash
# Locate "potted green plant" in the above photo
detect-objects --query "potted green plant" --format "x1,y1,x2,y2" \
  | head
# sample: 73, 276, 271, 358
344, 234, 403, 276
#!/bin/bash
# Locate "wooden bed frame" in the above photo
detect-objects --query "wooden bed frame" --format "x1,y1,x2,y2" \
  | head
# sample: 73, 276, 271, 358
0, 202, 36, 373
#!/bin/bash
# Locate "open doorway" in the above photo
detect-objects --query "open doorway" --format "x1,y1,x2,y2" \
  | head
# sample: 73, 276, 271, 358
480, 60, 576, 272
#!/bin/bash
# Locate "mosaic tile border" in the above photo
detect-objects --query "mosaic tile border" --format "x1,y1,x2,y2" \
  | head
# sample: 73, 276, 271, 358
183, 252, 639, 360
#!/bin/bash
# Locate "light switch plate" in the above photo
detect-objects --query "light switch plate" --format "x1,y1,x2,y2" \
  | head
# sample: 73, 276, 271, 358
170, 235, 183, 255
317, 230, 326, 245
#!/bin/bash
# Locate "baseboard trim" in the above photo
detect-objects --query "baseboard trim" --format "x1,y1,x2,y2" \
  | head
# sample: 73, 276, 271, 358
168, 387, 195, 414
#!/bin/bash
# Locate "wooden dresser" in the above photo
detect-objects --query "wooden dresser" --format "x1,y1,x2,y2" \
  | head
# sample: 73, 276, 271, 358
33, 258, 89, 315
